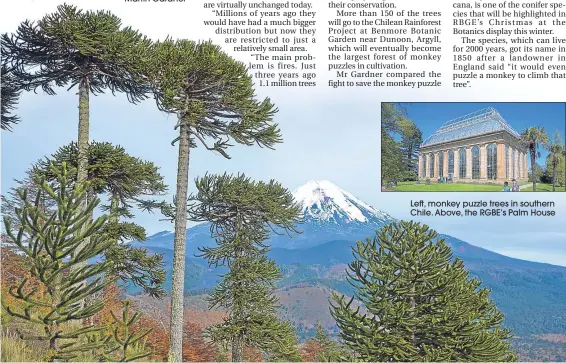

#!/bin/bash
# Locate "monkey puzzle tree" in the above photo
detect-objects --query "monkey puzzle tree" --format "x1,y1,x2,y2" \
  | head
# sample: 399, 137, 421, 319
520, 126, 550, 191
34, 141, 168, 297
98, 301, 154, 362
2, 4, 152, 271
330, 221, 517, 362
187, 173, 301, 362
1, 63, 22, 131
2, 163, 115, 361
146, 39, 279, 362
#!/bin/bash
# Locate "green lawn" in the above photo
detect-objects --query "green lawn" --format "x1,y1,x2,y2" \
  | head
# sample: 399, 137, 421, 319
387, 181, 566, 192
387, 182, 505, 192
521, 183, 566, 192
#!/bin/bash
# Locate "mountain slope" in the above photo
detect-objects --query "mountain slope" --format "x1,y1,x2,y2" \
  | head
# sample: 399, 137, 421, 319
132, 180, 566, 337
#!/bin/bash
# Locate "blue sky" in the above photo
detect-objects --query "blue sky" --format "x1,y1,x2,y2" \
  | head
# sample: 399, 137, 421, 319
401, 102, 566, 164
1, 2, 565, 268
2, 91, 566, 267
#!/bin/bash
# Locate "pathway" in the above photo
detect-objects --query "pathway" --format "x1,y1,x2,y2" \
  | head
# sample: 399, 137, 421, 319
519, 183, 533, 190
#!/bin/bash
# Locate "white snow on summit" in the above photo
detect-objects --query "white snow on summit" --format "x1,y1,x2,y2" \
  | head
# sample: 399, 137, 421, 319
292, 180, 388, 223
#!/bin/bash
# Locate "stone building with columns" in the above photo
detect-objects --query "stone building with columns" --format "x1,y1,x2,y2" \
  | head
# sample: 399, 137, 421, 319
418, 108, 529, 184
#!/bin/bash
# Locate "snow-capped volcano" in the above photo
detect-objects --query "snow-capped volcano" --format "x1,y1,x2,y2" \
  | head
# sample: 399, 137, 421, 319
293, 180, 391, 224
142, 181, 394, 250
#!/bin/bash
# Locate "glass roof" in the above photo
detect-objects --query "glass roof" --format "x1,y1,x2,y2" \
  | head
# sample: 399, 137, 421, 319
421, 107, 521, 148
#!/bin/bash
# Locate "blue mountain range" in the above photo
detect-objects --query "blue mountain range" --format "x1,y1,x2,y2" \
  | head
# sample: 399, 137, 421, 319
131, 180, 566, 337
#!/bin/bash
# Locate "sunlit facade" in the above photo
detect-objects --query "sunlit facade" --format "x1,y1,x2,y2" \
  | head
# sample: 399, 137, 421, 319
418, 108, 529, 183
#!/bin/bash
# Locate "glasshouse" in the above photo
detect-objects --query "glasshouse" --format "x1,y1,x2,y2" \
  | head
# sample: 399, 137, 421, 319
418, 108, 529, 184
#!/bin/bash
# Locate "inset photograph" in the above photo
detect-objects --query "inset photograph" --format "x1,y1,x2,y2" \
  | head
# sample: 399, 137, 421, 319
381, 102, 566, 192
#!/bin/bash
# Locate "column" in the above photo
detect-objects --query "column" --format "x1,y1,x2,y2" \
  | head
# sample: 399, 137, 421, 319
418, 154, 422, 178
497, 143, 506, 180
505, 145, 513, 180
434, 152, 440, 179
454, 148, 459, 180
517, 151, 523, 180
480, 144, 487, 180
466, 146, 472, 181
443, 150, 449, 178
510, 147, 515, 179
514, 150, 521, 180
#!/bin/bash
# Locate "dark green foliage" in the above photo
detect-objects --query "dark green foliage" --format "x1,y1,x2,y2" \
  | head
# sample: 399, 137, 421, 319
1, 63, 22, 131
330, 221, 518, 362
381, 103, 418, 184
399, 118, 423, 173
1, 4, 151, 101
147, 39, 280, 156
146, 39, 281, 361
99, 301, 153, 362
35, 141, 168, 298
38, 142, 167, 208
2, 163, 115, 362
546, 130, 566, 190
381, 130, 404, 185
3, 3, 155, 305
187, 173, 302, 361
145, 38, 281, 362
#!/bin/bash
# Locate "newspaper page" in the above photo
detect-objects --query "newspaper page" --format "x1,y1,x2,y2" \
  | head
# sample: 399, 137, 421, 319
1, 0, 565, 361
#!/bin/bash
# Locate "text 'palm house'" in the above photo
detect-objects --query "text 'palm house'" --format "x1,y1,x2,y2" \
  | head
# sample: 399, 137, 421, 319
418, 108, 528, 183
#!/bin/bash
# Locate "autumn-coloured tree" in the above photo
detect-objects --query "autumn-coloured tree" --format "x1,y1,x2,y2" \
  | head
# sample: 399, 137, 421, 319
182, 321, 215, 362
91, 284, 124, 326
134, 314, 170, 361
300, 322, 345, 362
301, 338, 323, 362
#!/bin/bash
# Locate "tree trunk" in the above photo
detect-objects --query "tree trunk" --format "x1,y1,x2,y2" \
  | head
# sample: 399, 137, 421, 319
74, 78, 90, 309
49, 270, 62, 361
168, 119, 191, 363
232, 331, 244, 362
531, 150, 536, 192
407, 144, 413, 171
102, 193, 120, 291
553, 157, 557, 192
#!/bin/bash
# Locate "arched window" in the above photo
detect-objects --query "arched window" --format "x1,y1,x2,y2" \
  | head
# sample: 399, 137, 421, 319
487, 143, 497, 180
429, 153, 435, 178
448, 150, 455, 177
505, 144, 509, 179
438, 152, 444, 178
472, 146, 480, 179
459, 148, 466, 178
